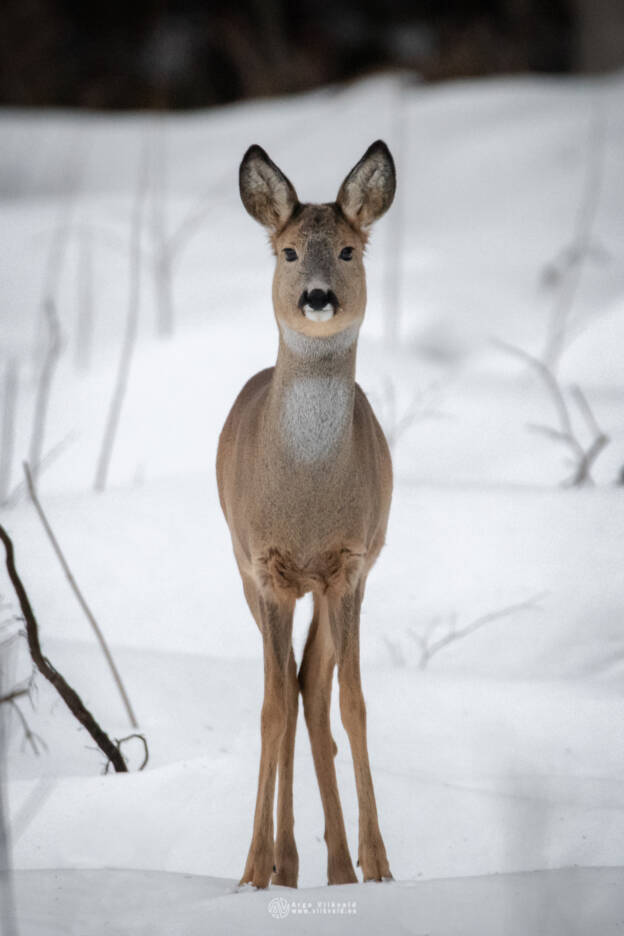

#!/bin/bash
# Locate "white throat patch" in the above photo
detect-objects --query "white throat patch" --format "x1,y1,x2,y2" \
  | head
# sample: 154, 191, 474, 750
281, 375, 352, 463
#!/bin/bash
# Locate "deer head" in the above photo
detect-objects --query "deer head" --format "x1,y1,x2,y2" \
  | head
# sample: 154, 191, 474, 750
239, 141, 396, 339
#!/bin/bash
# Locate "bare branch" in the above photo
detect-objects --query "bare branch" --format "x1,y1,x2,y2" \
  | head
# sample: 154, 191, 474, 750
9, 699, 47, 756
497, 341, 609, 486
166, 193, 220, 260
378, 376, 449, 450
0, 665, 19, 936
5, 431, 76, 508
0, 523, 128, 772
410, 593, 546, 670
23, 462, 138, 728
382, 636, 405, 667
94, 137, 149, 491
0, 687, 29, 705
497, 341, 571, 432
0, 358, 18, 505
526, 423, 578, 449
75, 225, 95, 371
570, 384, 602, 439
542, 102, 607, 371
566, 432, 610, 488
383, 76, 407, 350
28, 299, 62, 485
113, 733, 149, 772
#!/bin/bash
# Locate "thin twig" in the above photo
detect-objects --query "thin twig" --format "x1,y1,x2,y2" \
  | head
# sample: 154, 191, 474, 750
30, 147, 80, 369
114, 733, 149, 772
0, 666, 19, 936
0, 523, 128, 772
0, 687, 29, 706
497, 341, 609, 486
148, 127, 230, 337
28, 299, 62, 486
9, 699, 47, 756
94, 136, 149, 491
379, 376, 448, 450
23, 462, 138, 729
5, 432, 76, 508
410, 594, 546, 670
166, 194, 218, 262
542, 102, 607, 371
149, 120, 174, 337
0, 359, 18, 505
75, 225, 95, 371
383, 75, 407, 350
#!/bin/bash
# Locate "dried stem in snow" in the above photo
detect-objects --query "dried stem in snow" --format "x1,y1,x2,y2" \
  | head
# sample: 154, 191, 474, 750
0, 359, 18, 505
0, 664, 19, 936
498, 341, 609, 486
75, 224, 95, 371
541, 101, 608, 372
383, 76, 407, 351
148, 121, 230, 338
5, 432, 76, 508
410, 594, 546, 670
94, 137, 149, 491
24, 462, 138, 729
28, 299, 62, 486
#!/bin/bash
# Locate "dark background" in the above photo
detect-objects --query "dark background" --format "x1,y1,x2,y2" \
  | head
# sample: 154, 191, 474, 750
1, 0, 623, 110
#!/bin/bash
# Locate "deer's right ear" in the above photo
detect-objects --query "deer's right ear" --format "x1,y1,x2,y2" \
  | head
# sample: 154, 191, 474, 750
239, 145, 298, 233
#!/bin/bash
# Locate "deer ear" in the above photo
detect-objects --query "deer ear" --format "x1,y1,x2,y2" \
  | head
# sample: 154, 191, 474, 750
239, 145, 299, 233
336, 140, 396, 229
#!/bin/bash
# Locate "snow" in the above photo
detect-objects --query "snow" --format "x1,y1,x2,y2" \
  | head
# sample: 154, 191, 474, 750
1, 71, 624, 933
11, 867, 624, 936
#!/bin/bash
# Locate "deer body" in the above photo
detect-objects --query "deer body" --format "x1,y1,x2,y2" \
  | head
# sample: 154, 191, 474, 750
217, 142, 396, 889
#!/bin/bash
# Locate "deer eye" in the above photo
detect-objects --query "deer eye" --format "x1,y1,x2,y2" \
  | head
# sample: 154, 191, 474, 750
283, 248, 298, 262
339, 246, 354, 261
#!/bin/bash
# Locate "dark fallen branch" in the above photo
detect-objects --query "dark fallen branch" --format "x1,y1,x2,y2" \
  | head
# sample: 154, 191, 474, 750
112, 733, 149, 772
0, 523, 128, 772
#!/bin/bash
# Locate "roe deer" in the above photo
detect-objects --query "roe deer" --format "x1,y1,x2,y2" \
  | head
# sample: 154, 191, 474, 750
217, 141, 396, 889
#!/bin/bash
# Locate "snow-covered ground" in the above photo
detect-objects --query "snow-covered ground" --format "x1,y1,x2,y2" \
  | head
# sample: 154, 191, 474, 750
1, 73, 624, 934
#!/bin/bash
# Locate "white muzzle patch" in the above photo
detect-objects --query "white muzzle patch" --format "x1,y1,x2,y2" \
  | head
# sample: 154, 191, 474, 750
303, 304, 334, 322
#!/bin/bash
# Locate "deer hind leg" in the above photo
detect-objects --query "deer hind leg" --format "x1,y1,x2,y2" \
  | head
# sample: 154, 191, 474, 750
299, 594, 357, 885
272, 646, 299, 887
240, 586, 295, 889
328, 581, 392, 882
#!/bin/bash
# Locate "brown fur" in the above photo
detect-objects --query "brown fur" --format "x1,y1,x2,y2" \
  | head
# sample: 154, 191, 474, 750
217, 141, 396, 888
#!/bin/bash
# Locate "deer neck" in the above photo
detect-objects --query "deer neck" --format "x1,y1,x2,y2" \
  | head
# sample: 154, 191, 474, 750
267, 321, 360, 466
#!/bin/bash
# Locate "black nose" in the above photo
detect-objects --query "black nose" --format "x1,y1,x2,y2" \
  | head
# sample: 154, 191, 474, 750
307, 289, 330, 310
298, 289, 337, 311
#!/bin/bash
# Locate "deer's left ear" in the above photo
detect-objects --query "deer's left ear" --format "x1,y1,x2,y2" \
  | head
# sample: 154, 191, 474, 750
336, 140, 396, 229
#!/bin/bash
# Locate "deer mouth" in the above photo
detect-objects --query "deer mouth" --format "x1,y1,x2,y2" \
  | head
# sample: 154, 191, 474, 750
298, 289, 339, 322
303, 304, 334, 322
